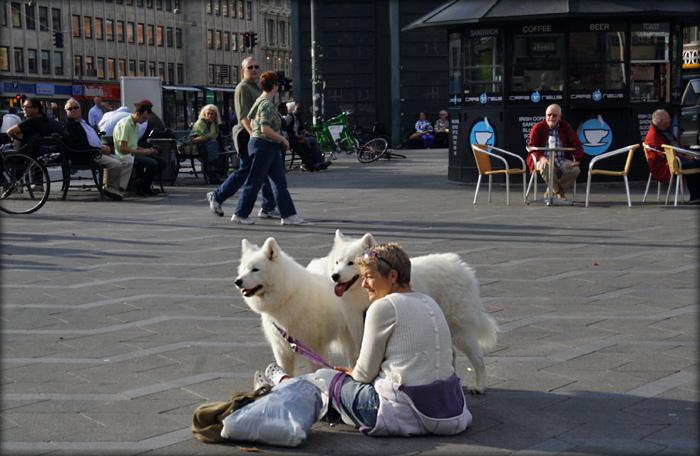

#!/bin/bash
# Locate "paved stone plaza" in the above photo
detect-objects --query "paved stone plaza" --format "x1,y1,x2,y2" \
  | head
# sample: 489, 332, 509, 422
2, 149, 698, 455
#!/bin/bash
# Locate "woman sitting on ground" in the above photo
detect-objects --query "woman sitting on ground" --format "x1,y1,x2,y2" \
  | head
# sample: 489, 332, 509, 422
259, 242, 471, 436
191, 104, 223, 184
409, 112, 435, 149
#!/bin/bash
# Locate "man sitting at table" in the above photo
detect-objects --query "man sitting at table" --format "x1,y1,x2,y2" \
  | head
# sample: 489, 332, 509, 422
644, 108, 700, 204
528, 104, 583, 201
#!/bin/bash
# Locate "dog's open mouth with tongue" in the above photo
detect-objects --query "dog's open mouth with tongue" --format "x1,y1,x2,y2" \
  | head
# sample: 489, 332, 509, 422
334, 275, 359, 297
240, 285, 263, 297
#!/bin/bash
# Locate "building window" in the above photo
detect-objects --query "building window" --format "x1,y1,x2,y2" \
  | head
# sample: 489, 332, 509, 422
157, 26, 164, 46
207, 29, 214, 49
85, 55, 94, 77
117, 21, 125, 42
206, 0, 212, 14
25, 3, 35, 29
11, 3, 21, 28
27, 49, 37, 73
232, 32, 238, 51
463, 32, 504, 96
166, 27, 173, 47
107, 58, 116, 79
54, 51, 63, 75
129, 59, 136, 76
222, 0, 229, 16
96, 57, 105, 79
14, 48, 24, 72
137, 23, 145, 44
147, 25, 155, 45
158, 62, 165, 81
216, 30, 222, 50
278, 22, 286, 46
136, 0, 142, 6
177, 63, 183, 84
266, 19, 275, 45
569, 26, 626, 95
630, 23, 670, 103
1, 2, 6, 26
148, 61, 156, 76
41, 50, 50, 74
231, 0, 237, 18
39, 6, 49, 31
165, 0, 172, 11
156, 0, 163, 10
175, 28, 182, 48
208, 64, 215, 84
106, 19, 114, 41
139, 60, 146, 76
224, 32, 230, 51
167, 62, 174, 84
511, 32, 564, 94
215, 0, 220, 15
0, 47, 9, 71
246, 1, 251, 20
118, 59, 126, 77
52, 8, 61, 32
95, 18, 104, 40
127, 22, 135, 43
233, 65, 239, 83
239, 1, 244, 19
72, 15, 81, 37
83, 16, 92, 38
74, 55, 82, 77
146, 0, 153, 8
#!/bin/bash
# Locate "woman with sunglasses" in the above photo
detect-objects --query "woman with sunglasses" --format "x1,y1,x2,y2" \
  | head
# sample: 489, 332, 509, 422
257, 243, 471, 436
232, 71, 304, 225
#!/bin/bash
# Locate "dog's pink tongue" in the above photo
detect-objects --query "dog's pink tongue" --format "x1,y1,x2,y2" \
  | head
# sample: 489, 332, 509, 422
334, 283, 346, 297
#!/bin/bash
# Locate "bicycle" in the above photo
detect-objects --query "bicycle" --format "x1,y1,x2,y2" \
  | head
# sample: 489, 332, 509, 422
0, 140, 51, 214
310, 111, 360, 158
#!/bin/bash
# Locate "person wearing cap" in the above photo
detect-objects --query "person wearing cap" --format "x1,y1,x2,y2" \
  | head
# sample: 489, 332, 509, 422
112, 100, 162, 196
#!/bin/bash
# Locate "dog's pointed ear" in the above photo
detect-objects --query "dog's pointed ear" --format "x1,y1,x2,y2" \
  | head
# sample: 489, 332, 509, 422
360, 233, 376, 249
262, 237, 279, 261
241, 238, 253, 254
334, 229, 345, 243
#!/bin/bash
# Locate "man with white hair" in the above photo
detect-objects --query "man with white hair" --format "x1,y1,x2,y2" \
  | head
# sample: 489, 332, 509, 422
284, 101, 330, 171
645, 108, 700, 204
527, 104, 583, 201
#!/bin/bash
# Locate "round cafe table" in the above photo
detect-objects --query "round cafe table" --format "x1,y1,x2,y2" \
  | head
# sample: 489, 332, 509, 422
527, 146, 576, 206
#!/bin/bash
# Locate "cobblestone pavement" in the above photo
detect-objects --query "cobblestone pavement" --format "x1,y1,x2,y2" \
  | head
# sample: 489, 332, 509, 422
2, 149, 698, 456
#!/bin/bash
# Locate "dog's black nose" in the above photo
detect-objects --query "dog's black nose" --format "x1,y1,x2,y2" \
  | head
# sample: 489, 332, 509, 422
331, 273, 339, 282
234, 278, 243, 288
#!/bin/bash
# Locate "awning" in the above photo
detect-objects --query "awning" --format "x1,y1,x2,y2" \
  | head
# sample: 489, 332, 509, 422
403, 0, 700, 31
205, 87, 235, 93
163, 85, 201, 92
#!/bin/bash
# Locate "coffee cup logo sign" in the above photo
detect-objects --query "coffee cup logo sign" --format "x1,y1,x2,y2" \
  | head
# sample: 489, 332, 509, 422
530, 91, 541, 103
578, 115, 613, 156
479, 93, 488, 104
470, 117, 495, 147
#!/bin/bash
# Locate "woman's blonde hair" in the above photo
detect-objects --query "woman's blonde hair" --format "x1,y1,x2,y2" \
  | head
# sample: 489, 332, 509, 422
198, 104, 222, 124
355, 242, 411, 286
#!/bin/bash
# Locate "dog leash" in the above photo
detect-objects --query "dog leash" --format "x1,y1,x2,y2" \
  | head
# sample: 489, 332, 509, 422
272, 322, 334, 369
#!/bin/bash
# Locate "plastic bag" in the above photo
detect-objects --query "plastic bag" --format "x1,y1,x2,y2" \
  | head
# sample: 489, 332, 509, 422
221, 377, 322, 447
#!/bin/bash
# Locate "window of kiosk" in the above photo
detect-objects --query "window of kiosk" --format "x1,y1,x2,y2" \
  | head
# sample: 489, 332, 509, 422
569, 31, 625, 92
463, 34, 502, 95
448, 32, 462, 95
511, 33, 564, 93
630, 25, 670, 103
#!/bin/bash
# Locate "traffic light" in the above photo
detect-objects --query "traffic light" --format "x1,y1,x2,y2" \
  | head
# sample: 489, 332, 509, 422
15, 94, 22, 105
250, 32, 258, 48
243, 32, 250, 49
53, 31, 63, 48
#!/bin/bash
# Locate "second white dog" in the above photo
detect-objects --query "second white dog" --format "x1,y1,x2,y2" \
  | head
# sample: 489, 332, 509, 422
309, 230, 499, 393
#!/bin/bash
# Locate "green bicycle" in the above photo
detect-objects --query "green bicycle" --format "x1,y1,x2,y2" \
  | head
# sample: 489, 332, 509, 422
310, 111, 360, 158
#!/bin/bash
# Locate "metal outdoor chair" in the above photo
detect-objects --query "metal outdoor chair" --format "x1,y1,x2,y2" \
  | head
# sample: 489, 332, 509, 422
471, 144, 527, 205
58, 140, 105, 200
525, 148, 577, 203
641, 144, 671, 203
661, 144, 700, 206
584, 144, 640, 207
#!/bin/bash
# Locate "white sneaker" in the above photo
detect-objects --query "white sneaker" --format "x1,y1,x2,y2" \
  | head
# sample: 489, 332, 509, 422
231, 214, 255, 225
253, 370, 273, 390
258, 207, 281, 219
206, 192, 223, 216
281, 214, 304, 225
264, 363, 289, 385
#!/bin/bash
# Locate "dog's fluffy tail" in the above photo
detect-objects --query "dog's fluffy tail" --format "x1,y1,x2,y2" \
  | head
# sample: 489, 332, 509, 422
478, 310, 499, 350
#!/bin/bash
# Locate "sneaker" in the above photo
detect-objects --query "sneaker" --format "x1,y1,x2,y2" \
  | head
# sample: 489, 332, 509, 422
253, 370, 273, 390
231, 214, 255, 225
258, 207, 281, 219
264, 363, 289, 385
281, 214, 304, 225
206, 192, 224, 216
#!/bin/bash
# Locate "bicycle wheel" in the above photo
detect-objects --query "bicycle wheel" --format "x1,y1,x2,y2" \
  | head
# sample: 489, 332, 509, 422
338, 136, 359, 154
0, 153, 50, 214
357, 137, 389, 163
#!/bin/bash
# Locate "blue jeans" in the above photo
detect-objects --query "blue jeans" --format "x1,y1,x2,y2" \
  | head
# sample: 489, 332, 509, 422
212, 129, 275, 211
235, 137, 297, 219
303, 368, 378, 428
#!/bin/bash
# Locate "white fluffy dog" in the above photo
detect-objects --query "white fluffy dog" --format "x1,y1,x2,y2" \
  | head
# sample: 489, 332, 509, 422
308, 230, 499, 393
235, 238, 360, 375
